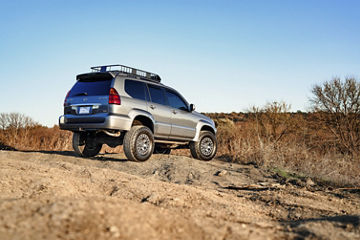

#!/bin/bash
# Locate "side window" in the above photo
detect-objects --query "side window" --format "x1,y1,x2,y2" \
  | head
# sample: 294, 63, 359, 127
165, 90, 188, 111
125, 80, 146, 101
148, 85, 166, 105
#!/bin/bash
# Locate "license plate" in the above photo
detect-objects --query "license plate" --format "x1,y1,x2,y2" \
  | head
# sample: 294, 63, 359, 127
78, 107, 91, 114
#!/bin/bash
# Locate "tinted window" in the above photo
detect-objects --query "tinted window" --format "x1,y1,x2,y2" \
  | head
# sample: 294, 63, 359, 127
125, 80, 146, 101
148, 85, 166, 105
69, 80, 112, 97
166, 90, 188, 111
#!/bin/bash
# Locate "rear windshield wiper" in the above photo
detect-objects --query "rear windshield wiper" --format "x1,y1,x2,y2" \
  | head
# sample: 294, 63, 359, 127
74, 92, 88, 96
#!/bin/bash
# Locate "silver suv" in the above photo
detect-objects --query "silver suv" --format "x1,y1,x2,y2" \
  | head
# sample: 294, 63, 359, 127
59, 65, 217, 161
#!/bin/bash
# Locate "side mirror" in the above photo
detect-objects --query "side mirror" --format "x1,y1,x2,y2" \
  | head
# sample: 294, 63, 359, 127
189, 104, 195, 112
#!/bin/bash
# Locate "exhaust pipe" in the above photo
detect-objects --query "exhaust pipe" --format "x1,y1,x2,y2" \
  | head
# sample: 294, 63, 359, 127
100, 130, 122, 137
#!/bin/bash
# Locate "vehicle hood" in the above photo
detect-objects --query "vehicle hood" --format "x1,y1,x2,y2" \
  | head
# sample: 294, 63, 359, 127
192, 111, 216, 127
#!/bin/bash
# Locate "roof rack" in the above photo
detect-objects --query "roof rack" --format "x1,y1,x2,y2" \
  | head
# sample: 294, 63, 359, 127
90, 64, 161, 83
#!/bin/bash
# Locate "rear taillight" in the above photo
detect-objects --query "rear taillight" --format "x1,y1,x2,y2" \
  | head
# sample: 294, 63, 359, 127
64, 91, 70, 106
109, 88, 121, 105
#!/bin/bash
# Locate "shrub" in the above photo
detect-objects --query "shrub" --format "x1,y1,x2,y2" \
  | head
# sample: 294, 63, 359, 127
311, 77, 360, 155
212, 101, 360, 187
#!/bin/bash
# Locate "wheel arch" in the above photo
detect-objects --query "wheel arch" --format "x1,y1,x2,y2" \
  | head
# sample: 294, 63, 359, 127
192, 120, 216, 142
128, 110, 155, 133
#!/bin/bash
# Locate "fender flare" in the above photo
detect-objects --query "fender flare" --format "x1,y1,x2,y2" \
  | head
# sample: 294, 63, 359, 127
127, 109, 156, 131
192, 120, 216, 142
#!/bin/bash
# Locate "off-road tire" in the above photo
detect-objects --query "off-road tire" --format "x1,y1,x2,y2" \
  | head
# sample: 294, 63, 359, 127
154, 144, 171, 155
72, 132, 102, 158
189, 131, 217, 161
123, 125, 154, 161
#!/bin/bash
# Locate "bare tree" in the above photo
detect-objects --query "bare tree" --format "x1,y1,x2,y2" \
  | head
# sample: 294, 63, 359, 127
0, 113, 8, 130
311, 77, 360, 155
0, 113, 36, 130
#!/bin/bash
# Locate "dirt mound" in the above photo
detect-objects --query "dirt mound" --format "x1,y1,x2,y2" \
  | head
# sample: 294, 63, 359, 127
0, 151, 359, 239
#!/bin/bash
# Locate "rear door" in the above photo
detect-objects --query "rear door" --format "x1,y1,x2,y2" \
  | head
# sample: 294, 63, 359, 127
147, 84, 172, 139
164, 89, 196, 140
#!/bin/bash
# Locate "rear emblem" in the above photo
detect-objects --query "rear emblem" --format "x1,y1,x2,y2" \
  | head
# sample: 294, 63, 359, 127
83, 98, 88, 102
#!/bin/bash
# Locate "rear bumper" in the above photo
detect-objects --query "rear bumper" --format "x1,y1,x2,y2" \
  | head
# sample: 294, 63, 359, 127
59, 114, 132, 131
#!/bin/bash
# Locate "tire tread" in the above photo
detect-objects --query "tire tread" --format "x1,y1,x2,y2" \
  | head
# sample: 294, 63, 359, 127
123, 125, 154, 161
189, 131, 217, 161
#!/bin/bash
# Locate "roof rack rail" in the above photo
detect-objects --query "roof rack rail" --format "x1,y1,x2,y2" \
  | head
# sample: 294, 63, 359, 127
90, 64, 161, 83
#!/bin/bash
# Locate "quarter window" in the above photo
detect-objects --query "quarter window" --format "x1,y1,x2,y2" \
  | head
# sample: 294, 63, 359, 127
125, 80, 146, 101
148, 85, 166, 105
165, 90, 188, 111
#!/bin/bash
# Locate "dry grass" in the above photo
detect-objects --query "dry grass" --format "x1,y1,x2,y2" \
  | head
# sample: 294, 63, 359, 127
0, 125, 122, 154
0, 125, 72, 151
209, 108, 360, 187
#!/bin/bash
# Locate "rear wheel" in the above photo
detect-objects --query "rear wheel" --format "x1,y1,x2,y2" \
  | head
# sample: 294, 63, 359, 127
190, 131, 217, 161
72, 132, 102, 158
123, 125, 154, 161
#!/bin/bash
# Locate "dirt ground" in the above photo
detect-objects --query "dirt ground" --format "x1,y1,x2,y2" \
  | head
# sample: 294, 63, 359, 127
0, 150, 359, 240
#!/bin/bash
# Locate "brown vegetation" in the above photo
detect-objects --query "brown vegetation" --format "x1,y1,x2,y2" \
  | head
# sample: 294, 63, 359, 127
0, 113, 72, 151
210, 108, 360, 187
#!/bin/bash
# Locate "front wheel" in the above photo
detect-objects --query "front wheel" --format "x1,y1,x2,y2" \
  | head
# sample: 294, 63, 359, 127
123, 125, 154, 161
72, 132, 102, 158
189, 131, 217, 161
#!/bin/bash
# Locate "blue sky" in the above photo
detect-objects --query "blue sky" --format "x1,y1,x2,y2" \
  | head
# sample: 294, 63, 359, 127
1, 0, 359, 126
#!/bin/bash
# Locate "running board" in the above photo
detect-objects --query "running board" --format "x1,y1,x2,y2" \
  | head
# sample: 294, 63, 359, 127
154, 139, 189, 145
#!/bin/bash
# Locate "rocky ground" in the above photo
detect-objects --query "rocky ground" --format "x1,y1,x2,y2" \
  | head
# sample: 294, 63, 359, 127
0, 150, 359, 240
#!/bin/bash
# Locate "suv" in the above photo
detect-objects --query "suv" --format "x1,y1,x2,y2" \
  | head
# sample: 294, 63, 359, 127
59, 65, 217, 161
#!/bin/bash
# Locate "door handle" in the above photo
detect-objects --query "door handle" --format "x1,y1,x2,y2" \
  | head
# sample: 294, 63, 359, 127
150, 105, 156, 110
172, 110, 177, 114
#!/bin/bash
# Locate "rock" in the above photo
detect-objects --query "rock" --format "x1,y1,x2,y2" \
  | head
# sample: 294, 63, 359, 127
286, 178, 302, 186
109, 186, 119, 196
109, 226, 120, 237
306, 178, 315, 187
80, 168, 91, 178
216, 170, 228, 177
259, 182, 270, 186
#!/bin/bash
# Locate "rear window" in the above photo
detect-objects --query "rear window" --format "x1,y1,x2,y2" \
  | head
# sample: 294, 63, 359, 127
69, 80, 112, 97
125, 80, 146, 101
